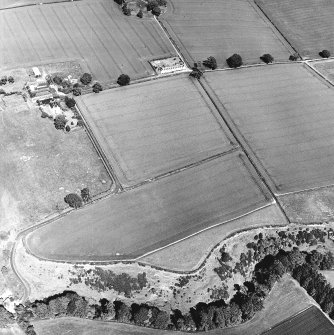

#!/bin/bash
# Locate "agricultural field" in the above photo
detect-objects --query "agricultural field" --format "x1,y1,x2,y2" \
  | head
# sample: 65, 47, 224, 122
140, 203, 286, 271
262, 305, 334, 335
77, 74, 235, 186
204, 63, 334, 194
312, 59, 334, 84
25, 151, 271, 261
255, 0, 334, 59
0, 0, 68, 9
0, 0, 175, 83
160, 0, 292, 68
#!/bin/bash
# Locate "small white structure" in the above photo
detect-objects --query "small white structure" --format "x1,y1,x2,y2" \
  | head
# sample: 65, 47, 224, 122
32, 67, 41, 78
150, 56, 188, 75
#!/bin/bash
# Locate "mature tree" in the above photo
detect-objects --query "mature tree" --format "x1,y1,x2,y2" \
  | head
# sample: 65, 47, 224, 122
147, 0, 158, 11
92, 82, 103, 93
226, 54, 243, 68
54, 114, 67, 130
132, 304, 150, 326
319, 49, 331, 58
115, 301, 132, 323
151, 308, 170, 329
114, 0, 123, 4
203, 56, 217, 70
80, 73, 92, 85
220, 251, 232, 263
65, 96, 76, 108
64, 193, 83, 209
73, 87, 81, 96
137, 9, 143, 18
260, 54, 274, 64
81, 188, 91, 203
117, 74, 130, 86
151, 6, 161, 16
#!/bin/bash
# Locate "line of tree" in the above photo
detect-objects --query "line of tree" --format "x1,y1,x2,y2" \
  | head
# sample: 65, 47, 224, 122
11, 245, 334, 334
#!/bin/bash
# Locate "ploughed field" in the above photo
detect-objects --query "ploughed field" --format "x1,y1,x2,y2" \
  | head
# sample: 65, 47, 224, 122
26, 152, 271, 261
255, 0, 334, 58
204, 63, 334, 194
161, 0, 291, 68
262, 305, 334, 335
77, 74, 235, 186
0, 0, 175, 82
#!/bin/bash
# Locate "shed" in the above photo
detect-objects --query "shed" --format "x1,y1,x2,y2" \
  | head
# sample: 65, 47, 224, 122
32, 67, 41, 78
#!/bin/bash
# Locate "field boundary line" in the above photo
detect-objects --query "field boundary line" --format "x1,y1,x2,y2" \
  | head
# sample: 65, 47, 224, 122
198, 76, 291, 224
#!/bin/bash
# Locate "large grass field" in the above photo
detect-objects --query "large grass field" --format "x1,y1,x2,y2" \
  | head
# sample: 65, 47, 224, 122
255, 0, 334, 59
77, 74, 235, 186
26, 151, 271, 261
0, 94, 111, 231
161, 0, 292, 68
0, 0, 175, 82
204, 63, 334, 194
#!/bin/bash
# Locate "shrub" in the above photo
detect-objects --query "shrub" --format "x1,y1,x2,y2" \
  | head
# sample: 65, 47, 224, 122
289, 53, 298, 61
77, 119, 84, 127
73, 87, 81, 96
117, 74, 130, 86
53, 75, 63, 85
0, 76, 7, 85
64, 193, 83, 209
65, 96, 76, 108
65, 125, 71, 132
92, 82, 103, 93
319, 50, 331, 58
81, 188, 91, 202
137, 9, 143, 18
226, 54, 243, 68
80, 73, 92, 85
151, 6, 161, 16
189, 68, 203, 79
203, 56, 217, 70
260, 54, 274, 64
147, 0, 158, 11
123, 5, 131, 16
8, 76, 14, 83
54, 115, 67, 130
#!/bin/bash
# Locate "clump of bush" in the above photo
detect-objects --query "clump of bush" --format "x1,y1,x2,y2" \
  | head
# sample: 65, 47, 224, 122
226, 54, 243, 68
319, 49, 331, 58
80, 73, 92, 85
147, 0, 158, 11
122, 4, 131, 16
52, 75, 63, 85
8, 76, 14, 84
0, 76, 7, 85
81, 188, 91, 203
92, 82, 103, 93
203, 56, 217, 70
64, 193, 83, 209
260, 54, 274, 64
189, 68, 203, 79
157, 0, 167, 5
117, 74, 130, 86
54, 114, 67, 130
73, 87, 81, 96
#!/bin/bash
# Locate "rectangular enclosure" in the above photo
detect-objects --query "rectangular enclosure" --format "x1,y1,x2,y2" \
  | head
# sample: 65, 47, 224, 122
77, 74, 235, 186
205, 63, 334, 194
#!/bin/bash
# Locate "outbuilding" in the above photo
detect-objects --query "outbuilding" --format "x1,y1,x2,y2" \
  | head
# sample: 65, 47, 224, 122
32, 67, 41, 78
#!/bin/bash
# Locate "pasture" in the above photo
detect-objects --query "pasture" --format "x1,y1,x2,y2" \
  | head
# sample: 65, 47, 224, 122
77, 74, 235, 186
0, 94, 111, 230
0, 0, 175, 82
25, 152, 271, 261
255, 0, 334, 58
161, 0, 292, 68
262, 305, 334, 335
204, 63, 334, 194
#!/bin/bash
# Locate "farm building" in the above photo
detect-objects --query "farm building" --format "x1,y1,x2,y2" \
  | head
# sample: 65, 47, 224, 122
150, 57, 187, 74
32, 67, 41, 78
